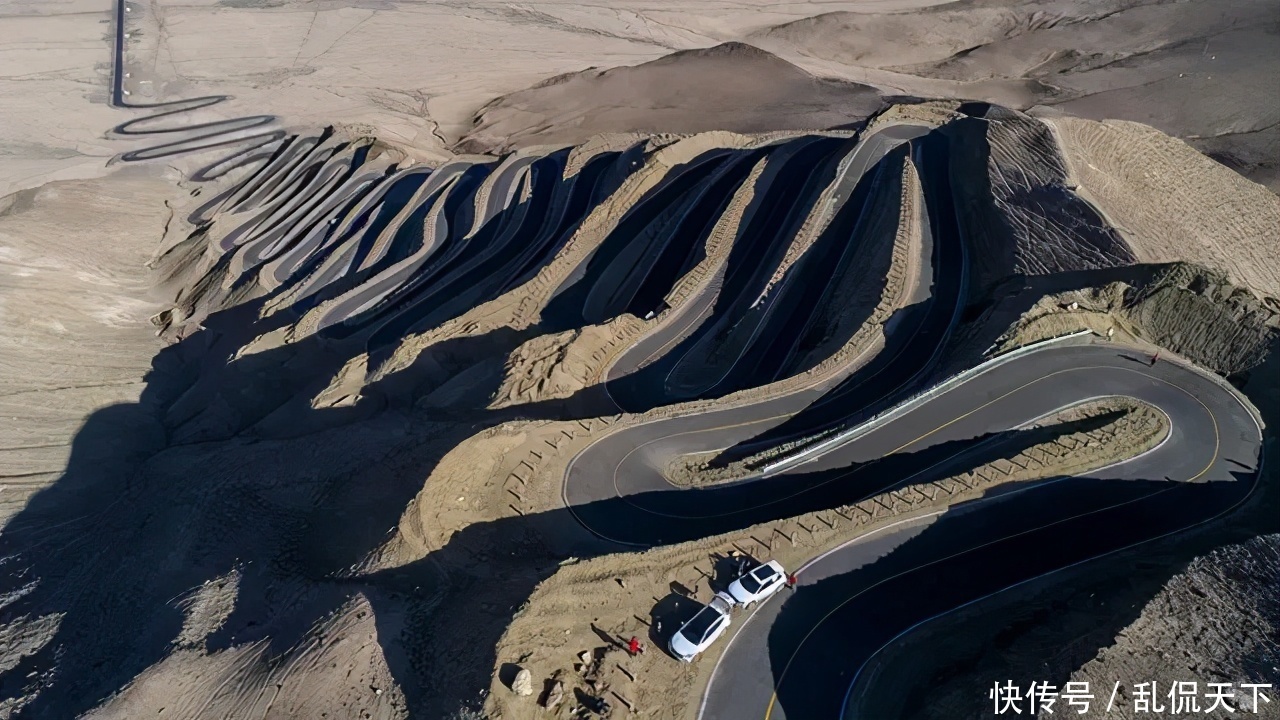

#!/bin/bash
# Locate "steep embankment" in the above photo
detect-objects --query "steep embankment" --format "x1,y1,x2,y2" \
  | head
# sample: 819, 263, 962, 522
1048, 116, 1280, 298
946, 105, 1135, 292
1072, 534, 1280, 714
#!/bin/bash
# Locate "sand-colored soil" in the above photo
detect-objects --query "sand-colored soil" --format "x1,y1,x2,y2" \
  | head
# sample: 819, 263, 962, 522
492, 317, 644, 410
458, 43, 882, 154
0, 169, 171, 520
487, 398, 1169, 719
2, 0, 1279, 715
1049, 117, 1280, 299
988, 263, 1278, 375
4, 102, 1269, 716
748, 0, 1280, 190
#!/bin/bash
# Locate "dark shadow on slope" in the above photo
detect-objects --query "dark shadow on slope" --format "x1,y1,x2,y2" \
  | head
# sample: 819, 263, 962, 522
567, 411, 1133, 547
280, 166, 476, 317
352, 150, 630, 361
0, 299, 616, 718
0, 286, 1189, 719
359, 415, 1156, 716
539, 147, 741, 332
765, 470, 1257, 720
945, 108, 1135, 296
603, 135, 864, 411
6, 118, 1265, 719
704, 129, 964, 464
0, 271, 622, 718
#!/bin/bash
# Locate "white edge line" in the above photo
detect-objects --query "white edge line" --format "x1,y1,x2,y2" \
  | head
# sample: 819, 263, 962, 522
837, 394, 1264, 719
697, 511, 945, 720
760, 330, 1094, 476
698, 397, 1176, 720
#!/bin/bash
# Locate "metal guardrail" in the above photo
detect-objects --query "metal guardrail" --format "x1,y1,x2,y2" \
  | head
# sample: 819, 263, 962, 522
759, 329, 1096, 476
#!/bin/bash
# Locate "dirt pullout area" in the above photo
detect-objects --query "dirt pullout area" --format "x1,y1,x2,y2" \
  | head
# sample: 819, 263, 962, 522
1047, 116, 1280, 299
485, 398, 1169, 719
456, 42, 883, 155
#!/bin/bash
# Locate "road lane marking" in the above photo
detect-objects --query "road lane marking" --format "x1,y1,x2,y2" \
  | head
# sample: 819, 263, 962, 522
604, 365, 1172, 523
761, 367, 1226, 720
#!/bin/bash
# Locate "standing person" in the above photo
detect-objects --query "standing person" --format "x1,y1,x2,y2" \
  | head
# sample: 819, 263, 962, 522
1151, 351, 1160, 366
785, 574, 798, 590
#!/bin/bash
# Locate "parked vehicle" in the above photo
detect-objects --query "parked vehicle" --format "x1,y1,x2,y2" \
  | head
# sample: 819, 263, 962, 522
728, 560, 787, 606
668, 592, 735, 661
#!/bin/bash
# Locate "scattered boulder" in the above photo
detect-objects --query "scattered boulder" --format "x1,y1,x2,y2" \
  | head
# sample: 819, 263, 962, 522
512, 667, 533, 696
541, 680, 565, 710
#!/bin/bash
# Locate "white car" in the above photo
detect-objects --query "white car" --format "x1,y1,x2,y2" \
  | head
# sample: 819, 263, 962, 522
668, 592, 735, 662
727, 560, 787, 606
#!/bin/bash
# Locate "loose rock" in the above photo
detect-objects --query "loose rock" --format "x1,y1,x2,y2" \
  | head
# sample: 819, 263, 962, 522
512, 667, 533, 696
542, 680, 565, 709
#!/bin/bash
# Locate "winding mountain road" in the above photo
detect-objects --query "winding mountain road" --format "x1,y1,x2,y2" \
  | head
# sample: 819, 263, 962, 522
563, 341, 1263, 718
602, 123, 932, 411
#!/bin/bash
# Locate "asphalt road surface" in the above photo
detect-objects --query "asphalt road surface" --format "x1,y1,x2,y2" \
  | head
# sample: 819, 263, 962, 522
562, 342, 1263, 719
110, 0, 282, 162
602, 124, 933, 411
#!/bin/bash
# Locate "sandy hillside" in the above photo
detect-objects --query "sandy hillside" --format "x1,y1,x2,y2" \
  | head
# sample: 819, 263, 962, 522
0, 168, 172, 521
10, 0, 1274, 200
0, 100, 1264, 717
1, 0, 958, 197
458, 43, 883, 153
463, 0, 1280, 188
750, 0, 1280, 188
0, 0, 1277, 718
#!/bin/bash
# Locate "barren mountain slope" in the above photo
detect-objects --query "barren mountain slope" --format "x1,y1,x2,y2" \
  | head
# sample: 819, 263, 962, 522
749, 0, 1280, 188
0, 169, 171, 522
0, 100, 1264, 717
1071, 534, 1280, 718
1, 0, 1277, 712
458, 0, 1278, 187
1048, 116, 1280, 298
458, 43, 883, 154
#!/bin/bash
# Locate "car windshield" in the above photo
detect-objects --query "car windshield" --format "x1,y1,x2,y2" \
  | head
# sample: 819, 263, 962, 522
738, 573, 763, 594
681, 605, 721, 641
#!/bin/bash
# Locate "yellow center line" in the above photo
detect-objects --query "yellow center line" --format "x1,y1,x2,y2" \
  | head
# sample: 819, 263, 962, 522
618, 365, 1108, 521
761, 365, 1221, 720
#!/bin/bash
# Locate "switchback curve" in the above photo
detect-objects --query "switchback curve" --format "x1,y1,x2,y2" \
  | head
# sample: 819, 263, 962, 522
561, 342, 1263, 719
